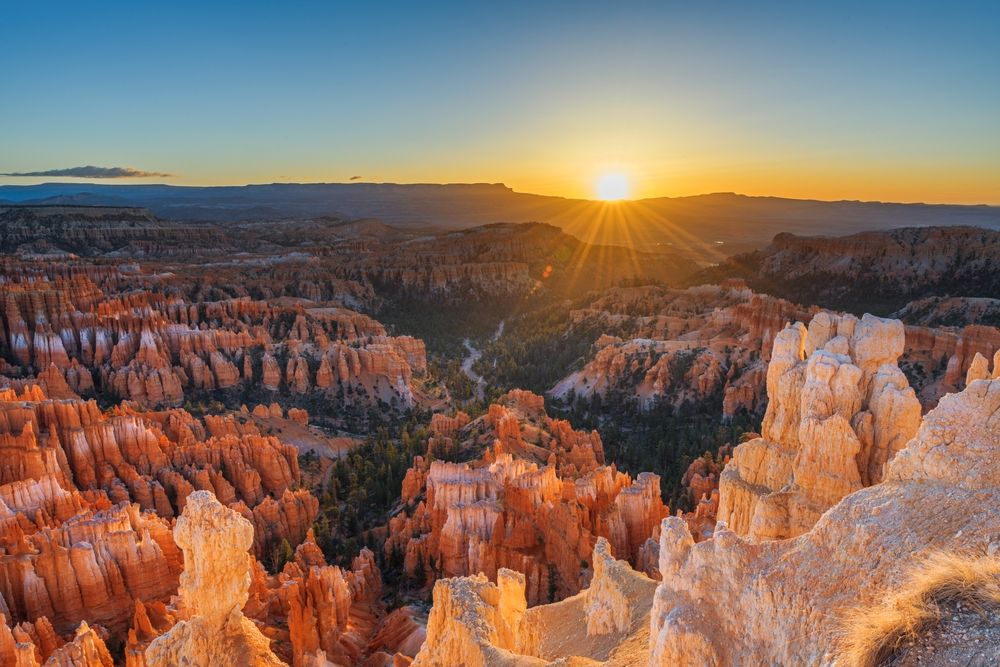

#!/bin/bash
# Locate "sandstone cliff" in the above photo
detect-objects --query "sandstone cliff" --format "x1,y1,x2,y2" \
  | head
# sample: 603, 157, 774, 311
550, 284, 813, 418
0, 263, 428, 416
410, 538, 658, 666
414, 340, 1000, 667
698, 226, 1000, 312
550, 283, 981, 420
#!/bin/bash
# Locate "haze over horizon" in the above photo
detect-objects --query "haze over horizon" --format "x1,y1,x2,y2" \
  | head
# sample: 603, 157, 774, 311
2, 1, 999, 205
4, 180, 1000, 209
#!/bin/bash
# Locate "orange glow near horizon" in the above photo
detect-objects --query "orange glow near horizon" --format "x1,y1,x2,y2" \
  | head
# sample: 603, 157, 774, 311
4, 162, 998, 206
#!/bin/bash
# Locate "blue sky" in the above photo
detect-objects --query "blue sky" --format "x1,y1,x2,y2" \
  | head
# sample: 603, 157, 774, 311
1, 1, 998, 202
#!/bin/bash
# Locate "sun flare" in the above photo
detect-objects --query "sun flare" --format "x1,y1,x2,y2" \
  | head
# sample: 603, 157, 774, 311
595, 172, 630, 201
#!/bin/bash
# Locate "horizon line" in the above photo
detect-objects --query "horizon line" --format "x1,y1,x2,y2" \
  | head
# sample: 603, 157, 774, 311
0, 180, 997, 208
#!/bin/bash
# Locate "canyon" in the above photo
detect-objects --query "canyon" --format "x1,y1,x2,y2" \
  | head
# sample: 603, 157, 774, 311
548, 281, 996, 419
409, 316, 1000, 666
0, 204, 995, 666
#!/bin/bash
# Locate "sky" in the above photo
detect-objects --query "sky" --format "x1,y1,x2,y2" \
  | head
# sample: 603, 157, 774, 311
2, 1, 999, 203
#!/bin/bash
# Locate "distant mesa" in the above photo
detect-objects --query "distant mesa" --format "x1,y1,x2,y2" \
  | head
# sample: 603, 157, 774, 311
0, 182, 996, 251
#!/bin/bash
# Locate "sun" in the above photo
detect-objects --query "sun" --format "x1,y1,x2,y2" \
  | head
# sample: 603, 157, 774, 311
595, 172, 630, 201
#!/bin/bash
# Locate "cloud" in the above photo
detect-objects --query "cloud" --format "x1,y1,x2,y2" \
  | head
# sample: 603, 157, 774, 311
0, 165, 173, 178
349, 175, 363, 181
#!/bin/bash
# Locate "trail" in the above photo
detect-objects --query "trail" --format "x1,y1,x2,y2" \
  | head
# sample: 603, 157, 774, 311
461, 319, 505, 401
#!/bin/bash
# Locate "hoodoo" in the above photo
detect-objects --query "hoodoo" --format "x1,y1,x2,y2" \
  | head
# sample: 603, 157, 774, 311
650, 373, 1000, 665
716, 312, 922, 540
145, 491, 285, 667
411, 315, 999, 666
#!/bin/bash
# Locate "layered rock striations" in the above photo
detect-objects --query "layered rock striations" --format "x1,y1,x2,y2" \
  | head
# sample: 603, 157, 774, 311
551, 283, 982, 420
387, 391, 667, 605
698, 225, 1000, 311
410, 320, 1000, 667
0, 382, 329, 662
0, 206, 225, 259
410, 537, 658, 666
0, 263, 428, 414
550, 284, 816, 418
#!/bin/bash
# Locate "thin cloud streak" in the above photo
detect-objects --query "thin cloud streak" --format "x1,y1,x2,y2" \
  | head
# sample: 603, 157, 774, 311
0, 165, 173, 178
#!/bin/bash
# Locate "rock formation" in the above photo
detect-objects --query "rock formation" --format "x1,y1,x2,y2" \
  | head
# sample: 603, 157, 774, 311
717, 312, 922, 540
145, 491, 285, 666
650, 375, 1000, 665
550, 285, 813, 417
0, 262, 428, 417
386, 393, 667, 604
410, 538, 658, 666
551, 283, 975, 420
700, 225, 1000, 312
410, 337, 1000, 667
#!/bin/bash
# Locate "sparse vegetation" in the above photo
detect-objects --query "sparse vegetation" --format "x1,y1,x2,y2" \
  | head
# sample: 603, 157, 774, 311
838, 552, 1000, 667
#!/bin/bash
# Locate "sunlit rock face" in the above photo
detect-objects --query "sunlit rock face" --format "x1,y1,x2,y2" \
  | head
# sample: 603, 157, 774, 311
411, 537, 658, 666
145, 491, 286, 667
650, 371, 1000, 666
717, 312, 922, 540
551, 282, 996, 423
123, 525, 388, 667
0, 262, 427, 412
386, 390, 668, 605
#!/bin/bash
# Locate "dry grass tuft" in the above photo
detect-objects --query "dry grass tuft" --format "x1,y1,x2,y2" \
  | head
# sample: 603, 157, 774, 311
837, 551, 1000, 667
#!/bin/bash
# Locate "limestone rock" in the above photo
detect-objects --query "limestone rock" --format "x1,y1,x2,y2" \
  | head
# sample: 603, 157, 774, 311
387, 394, 665, 603
649, 377, 1000, 665
584, 538, 629, 636
145, 491, 286, 667
411, 539, 658, 666
411, 569, 533, 667
717, 313, 921, 540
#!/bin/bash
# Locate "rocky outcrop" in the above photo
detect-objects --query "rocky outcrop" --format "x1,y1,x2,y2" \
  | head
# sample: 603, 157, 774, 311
717, 313, 922, 540
553, 283, 987, 423
145, 491, 285, 667
127, 525, 389, 667
0, 502, 180, 634
0, 266, 427, 416
411, 568, 533, 667
0, 206, 225, 258
0, 383, 326, 662
410, 538, 658, 666
700, 226, 1000, 312
650, 376, 1000, 665
893, 295, 1000, 328
674, 445, 731, 543
279, 538, 382, 666
386, 392, 666, 604
550, 285, 814, 417
410, 344, 1000, 667
0, 614, 116, 667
